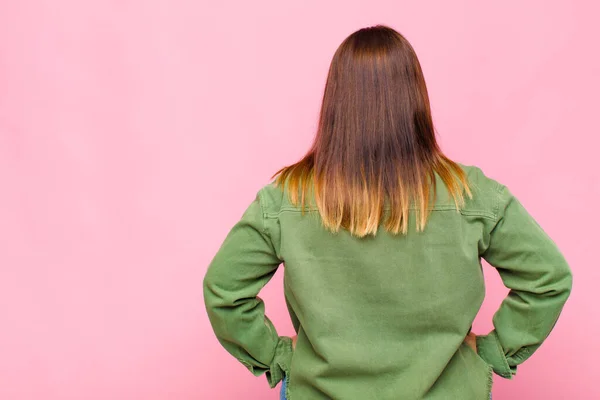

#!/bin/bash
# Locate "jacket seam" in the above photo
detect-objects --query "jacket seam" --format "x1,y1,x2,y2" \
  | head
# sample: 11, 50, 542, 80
510, 347, 530, 363
492, 181, 504, 222
276, 205, 459, 212
458, 210, 497, 220
265, 207, 496, 221
491, 331, 513, 378
257, 188, 270, 237
259, 188, 285, 261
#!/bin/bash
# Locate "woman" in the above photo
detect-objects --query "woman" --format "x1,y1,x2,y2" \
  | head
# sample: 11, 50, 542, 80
203, 25, 573, 399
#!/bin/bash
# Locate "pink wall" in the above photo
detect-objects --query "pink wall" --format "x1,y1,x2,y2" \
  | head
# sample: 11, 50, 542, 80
0, 1, 597, 399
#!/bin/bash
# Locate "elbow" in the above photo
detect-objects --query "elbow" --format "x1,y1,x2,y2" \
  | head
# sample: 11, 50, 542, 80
202, 271, 212, 311
548, 256, 573, 299
556, 252, 573, 292
202, 268, 212, 294
202, 268, 235, 311
530, 252, 573, 299
561, 263, 573, 297
202, 268, 220, 311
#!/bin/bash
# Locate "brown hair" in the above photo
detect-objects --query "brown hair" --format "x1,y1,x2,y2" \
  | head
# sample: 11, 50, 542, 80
271, 25, 472, 238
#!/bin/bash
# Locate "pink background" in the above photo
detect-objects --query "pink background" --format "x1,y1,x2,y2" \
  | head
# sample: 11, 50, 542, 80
0, 1, 597, 399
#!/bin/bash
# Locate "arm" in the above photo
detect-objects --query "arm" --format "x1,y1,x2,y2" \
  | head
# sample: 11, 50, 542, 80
202, 188, 293, 388
476, 183, 573, 379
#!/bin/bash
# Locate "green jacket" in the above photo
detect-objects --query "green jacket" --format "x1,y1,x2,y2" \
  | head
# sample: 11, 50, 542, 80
203, 163, 573, 399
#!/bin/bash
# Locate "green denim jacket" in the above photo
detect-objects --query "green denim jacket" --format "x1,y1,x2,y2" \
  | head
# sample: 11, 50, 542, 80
203, 163, 573, 399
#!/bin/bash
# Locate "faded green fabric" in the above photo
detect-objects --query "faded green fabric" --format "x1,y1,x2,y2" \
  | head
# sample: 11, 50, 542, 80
203, 163, 573, 399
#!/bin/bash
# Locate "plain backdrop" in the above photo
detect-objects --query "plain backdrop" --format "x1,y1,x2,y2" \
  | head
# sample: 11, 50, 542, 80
0, 1, 598, 399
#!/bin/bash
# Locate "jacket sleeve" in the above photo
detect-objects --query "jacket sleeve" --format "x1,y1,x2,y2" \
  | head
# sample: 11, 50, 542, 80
476, 183, 573, 379
202, 188, 293, 388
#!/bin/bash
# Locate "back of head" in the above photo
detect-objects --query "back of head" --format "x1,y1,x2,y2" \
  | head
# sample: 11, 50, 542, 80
272, 25, 472, 238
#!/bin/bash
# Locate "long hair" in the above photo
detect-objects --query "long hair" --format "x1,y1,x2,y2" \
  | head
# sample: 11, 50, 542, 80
270, 25, 472, 238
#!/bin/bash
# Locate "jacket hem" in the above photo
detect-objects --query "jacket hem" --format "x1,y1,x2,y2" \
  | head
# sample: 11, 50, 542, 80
266, 336, 294, 389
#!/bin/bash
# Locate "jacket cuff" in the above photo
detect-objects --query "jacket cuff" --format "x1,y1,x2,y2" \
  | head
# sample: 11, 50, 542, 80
265, 336, 294, 388
476, 330, 516, 379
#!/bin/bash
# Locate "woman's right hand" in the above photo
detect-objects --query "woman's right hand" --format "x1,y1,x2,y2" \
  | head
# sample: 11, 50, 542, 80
465, 331, 478, 353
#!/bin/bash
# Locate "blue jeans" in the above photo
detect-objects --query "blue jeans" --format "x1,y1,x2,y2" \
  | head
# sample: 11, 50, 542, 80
279, 374, 492, 399
280, 374, 286, 400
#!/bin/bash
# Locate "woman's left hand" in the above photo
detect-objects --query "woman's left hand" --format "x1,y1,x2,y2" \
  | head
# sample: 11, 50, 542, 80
465, 331, 478, 354
291, 334, 297, 350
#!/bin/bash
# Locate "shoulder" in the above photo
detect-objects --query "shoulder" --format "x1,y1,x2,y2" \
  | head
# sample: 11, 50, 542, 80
455, 162, 505, 217
257, 180, 286, 217
456, 162, 504, 193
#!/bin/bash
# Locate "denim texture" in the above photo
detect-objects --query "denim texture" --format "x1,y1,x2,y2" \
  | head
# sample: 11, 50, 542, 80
204, 163, 572, 399
279, 373, 493, 400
